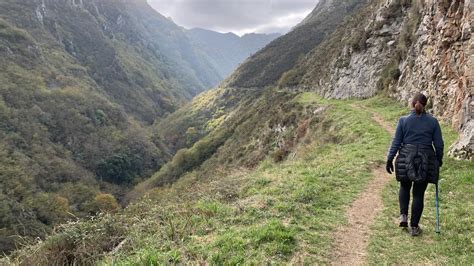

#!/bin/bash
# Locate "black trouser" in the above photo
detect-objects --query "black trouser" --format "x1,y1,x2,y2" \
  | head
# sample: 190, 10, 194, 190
399, 181, 428, 227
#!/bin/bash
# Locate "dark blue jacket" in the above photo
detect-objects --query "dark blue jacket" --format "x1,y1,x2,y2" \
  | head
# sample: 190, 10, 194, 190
387, 110, 444, 162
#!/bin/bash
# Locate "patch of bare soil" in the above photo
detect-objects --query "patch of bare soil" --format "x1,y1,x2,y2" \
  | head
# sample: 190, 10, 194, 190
331, 105, 394, 265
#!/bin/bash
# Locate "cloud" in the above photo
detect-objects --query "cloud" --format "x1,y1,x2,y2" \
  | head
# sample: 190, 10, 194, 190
147, 0, 317, 35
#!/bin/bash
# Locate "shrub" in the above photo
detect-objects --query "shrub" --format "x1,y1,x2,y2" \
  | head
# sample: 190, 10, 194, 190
377, 60, 401, 91
10, 214, 126, 265
272, 148, 288, 162
350, 29, 368, 52
27, 193, 71, 226
85, 193, 121, 214
96, 153, 136, 184
278, 69, 302, 87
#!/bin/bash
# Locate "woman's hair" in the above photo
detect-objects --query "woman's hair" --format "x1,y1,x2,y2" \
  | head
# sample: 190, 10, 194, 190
412, 93, 428, 115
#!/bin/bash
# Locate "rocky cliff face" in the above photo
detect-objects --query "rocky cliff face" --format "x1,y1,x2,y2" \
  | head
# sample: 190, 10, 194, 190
283, 0, 472, 160
397, 0, 473, 160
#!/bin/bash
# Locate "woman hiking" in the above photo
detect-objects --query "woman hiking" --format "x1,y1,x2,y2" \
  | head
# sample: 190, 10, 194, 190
386, 93, 444, 236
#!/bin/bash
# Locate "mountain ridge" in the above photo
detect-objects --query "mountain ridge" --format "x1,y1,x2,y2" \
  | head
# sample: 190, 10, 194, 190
223, 0, 369, 88
187, 28, 281, 79
2, 0, 472, 263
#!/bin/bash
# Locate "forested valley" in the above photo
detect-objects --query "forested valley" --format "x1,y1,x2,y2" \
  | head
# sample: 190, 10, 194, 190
1, 0, 472, 264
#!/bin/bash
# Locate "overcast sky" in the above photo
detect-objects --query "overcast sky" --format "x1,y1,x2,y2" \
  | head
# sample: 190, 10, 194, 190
147, 0, 317, 36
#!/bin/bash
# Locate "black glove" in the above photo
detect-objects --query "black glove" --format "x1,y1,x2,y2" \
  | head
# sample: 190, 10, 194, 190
438, 158, 443, 168
386, 160, 394, 174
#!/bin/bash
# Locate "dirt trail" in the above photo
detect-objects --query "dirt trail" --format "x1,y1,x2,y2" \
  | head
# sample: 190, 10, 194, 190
331, 105, 395, 265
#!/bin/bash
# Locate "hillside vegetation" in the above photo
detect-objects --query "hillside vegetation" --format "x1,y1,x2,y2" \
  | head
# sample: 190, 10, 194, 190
128, 88, 317, 202
0, 0, 283, 254
5, 94, 472, 265
2, 0, 472, 262
0, 0, 225, 253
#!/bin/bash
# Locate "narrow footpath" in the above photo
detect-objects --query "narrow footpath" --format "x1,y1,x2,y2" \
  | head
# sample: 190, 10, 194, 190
331, 105, 395, 265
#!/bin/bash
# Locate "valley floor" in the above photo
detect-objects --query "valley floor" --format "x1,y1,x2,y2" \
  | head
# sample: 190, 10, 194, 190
6, 94, 473, 265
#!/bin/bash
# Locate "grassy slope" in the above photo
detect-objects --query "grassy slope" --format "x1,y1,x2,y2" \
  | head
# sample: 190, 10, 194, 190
6, 94, 472, 264
116, 95, 473, 264
0, 7, 173, 251
103, 93, 394, 264
0, 0, 224, 252
361, 97, 474, 265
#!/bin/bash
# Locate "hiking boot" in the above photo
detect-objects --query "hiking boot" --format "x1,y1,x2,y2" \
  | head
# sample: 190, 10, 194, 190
399, 214, 408, 227
410, 226, 422, 236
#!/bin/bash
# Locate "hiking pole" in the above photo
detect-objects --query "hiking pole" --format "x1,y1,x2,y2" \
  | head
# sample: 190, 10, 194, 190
435, 182, 440, 234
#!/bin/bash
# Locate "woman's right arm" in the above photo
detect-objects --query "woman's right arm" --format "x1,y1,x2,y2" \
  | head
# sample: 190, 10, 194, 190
433, 119, 444, 166
387, 118, 404, 161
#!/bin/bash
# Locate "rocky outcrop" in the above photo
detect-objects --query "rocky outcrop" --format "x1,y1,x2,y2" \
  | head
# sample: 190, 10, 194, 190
288, 0, 412, 98
301, 0, 472, 160
318, 2, 404, 99
396, 0, 473, 160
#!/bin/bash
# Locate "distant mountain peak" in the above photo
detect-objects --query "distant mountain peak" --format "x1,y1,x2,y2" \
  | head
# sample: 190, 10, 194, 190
189, 28, 281, 39
187, 28, 281, 79
242, 32, 281, 37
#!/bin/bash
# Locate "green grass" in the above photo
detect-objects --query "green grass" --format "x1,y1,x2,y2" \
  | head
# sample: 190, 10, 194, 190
360, 95, 409, 124
0, 0, 227, 253
7, 93, 472, 265
360, 96, 474, 265
97, 93, 394, 264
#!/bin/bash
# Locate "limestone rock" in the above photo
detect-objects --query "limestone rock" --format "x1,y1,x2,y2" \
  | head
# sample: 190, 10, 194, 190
396, 0, 473, 160
449, 117, 473, 160
310, 0, 473, 159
